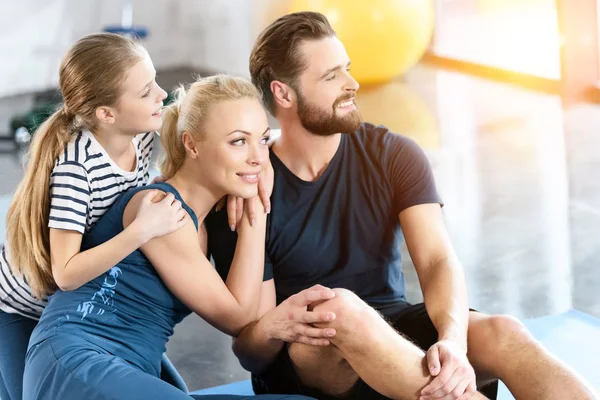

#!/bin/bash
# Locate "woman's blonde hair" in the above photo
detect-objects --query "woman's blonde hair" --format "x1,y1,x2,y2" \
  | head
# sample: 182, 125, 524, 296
159, 74, 260, 179
6, 33, 147, 298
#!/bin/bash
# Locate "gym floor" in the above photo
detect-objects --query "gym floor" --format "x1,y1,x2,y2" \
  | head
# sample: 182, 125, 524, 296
1, 64, 599, 391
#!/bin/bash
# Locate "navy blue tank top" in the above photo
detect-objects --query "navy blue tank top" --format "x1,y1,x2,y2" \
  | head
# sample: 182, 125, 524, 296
29, 182, 197, 376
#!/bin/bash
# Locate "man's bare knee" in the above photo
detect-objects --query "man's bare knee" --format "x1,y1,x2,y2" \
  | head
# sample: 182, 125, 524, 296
289, 289, 361, 366
311, 289, 373, 328
311, 288, 399, 356
469, 313, 537, 378
475, 315, 535, 356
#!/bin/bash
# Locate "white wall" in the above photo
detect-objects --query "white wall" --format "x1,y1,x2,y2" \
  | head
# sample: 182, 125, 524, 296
0, 0, 277, 98
186, 0, 254, 77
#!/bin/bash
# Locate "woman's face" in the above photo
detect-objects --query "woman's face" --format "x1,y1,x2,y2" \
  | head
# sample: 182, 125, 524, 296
193, 97, 271, 199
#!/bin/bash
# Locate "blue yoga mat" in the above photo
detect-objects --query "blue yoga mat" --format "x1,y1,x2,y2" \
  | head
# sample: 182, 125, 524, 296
191, 310, 600, 399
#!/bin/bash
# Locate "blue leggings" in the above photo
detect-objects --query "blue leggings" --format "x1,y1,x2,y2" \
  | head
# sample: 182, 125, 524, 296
24, 335, 313, 400
0, 310, 37, 400
0, 310, 188, 399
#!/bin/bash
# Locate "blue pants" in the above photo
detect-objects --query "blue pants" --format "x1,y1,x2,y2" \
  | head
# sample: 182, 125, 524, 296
0, 310, 188, 399
0, 310, 37, 400
24, 334, 313, 400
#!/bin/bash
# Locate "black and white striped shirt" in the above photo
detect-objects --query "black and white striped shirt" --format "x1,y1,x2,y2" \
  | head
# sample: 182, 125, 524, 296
0, 129, 154, 319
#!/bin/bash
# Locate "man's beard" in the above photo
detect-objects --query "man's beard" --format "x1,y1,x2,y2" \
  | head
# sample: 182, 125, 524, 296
296, 90, 362, 136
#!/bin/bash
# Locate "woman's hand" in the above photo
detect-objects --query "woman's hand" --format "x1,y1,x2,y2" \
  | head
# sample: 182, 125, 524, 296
226, 160, 274, 231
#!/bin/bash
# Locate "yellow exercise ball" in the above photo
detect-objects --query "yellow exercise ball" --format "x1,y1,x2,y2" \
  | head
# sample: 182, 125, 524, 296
289, 0, 435, 85
477, 0, 550, 12
354, 81, 440, 150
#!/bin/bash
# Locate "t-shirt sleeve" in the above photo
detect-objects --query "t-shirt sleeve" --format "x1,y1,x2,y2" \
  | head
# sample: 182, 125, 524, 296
48, 161, 91, 233
212, 238, 274, 282
140, 131, 155, 158
380, 130, 443, 214
206, 208, 273, 282
263, 249, 274, 281
139, 132, 155, 184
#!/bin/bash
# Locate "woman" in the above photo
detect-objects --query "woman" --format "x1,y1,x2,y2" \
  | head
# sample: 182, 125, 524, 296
23, 75, 314, 400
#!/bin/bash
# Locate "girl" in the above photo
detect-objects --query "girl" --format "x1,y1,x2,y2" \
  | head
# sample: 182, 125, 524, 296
23, 75, 314, 400
0, 33, 188, 400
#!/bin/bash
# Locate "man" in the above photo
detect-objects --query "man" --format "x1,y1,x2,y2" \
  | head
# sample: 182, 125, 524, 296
205, 11, 597, 400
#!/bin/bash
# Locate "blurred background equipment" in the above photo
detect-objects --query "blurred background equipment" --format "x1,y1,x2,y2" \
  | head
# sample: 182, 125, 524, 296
288, 0, 435, 85
103, 0, 148, 38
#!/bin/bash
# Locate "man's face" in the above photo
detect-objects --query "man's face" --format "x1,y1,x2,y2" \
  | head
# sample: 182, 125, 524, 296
294, 36, 362, 136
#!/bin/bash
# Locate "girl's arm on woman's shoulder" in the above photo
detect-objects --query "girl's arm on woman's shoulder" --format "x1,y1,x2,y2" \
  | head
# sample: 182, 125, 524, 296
51, 190, 188, 291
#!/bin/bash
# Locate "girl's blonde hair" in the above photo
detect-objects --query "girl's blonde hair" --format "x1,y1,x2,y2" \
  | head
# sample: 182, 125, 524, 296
159, 74, 260, 179
6, 33, 147, 298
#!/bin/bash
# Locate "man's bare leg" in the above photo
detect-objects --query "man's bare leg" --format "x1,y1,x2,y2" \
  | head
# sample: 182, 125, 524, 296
288, 289, 488, 399
466, 313, 598, 400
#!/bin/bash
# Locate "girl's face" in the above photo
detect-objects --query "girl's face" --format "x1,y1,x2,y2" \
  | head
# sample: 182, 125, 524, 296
109, 53, 168, 135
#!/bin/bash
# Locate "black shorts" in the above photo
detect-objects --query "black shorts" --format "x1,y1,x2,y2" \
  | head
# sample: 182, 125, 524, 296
251, 303, 498, 400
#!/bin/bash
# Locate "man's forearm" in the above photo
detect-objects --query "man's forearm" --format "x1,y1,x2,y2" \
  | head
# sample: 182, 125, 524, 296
232, 318, 285, 374
421, 257, 469, 350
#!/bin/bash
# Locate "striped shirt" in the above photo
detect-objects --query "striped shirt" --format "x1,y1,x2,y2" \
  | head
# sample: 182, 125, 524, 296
0, 129, 154, 319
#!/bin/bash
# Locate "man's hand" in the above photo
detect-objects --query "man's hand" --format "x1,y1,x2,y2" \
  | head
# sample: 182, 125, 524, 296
261, 285, 338, 346
420, 340, 477, 400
